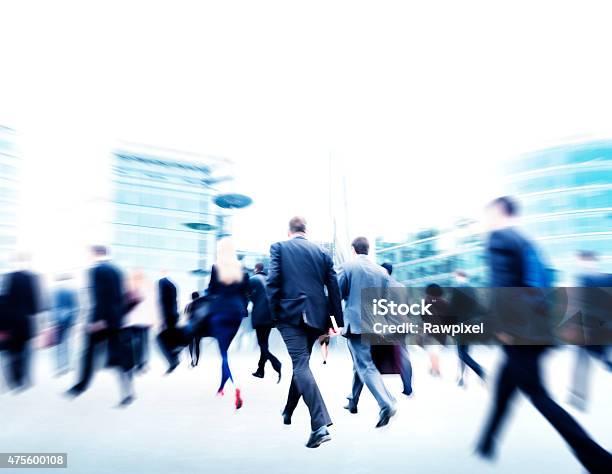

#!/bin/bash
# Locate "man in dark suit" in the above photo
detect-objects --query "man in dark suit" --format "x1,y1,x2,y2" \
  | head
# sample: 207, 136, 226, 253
0, 255, 41, 390
476, 197, 611, 472
248, 262, 282, 381
267, 216, 344, 448
67, 246, 134, 406
156, 273, 182, 374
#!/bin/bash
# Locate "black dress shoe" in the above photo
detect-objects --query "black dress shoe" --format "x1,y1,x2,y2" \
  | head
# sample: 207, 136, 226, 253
117, 395, 135, 408
344, 403, 358, 414
402, 388, 413, 397
252, 371, 264, 379
282, 411, 291, 425
66, 386, 84, 398
165, 362, 179, 375
474, 435, 497, 460
305, 426, 331, 448
375, 406, 397, 428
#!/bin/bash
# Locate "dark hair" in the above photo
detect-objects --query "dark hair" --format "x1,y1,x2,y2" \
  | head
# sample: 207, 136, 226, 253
289, 216, 307, 233
490, 196, 519, 217
426, 283, 443, 297
351, 236, 369, 255
191, 291, 200, 300
381, 262, 393, 275
577, 250, 598, 261
91, 245, 108, 257
254, 262, 265, 273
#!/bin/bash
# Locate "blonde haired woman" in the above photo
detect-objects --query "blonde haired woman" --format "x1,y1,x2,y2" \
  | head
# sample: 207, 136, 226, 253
203, 238, 249, 409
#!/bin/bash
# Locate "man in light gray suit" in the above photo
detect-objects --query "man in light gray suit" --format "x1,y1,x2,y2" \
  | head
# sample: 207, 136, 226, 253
338, 236, 397, 428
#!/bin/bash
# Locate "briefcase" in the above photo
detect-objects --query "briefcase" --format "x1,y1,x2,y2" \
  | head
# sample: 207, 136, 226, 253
371, 345, 401, 375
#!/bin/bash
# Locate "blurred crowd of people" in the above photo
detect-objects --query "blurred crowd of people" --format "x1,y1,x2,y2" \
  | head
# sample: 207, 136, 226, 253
0, 196, 611, 472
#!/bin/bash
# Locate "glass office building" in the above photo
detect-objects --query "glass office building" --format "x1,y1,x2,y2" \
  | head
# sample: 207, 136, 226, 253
111, 148, 229, 295
376, 220, 485, 286
507, 140, 612, 283
0, 126, 19, 273
376, 140, 612, 286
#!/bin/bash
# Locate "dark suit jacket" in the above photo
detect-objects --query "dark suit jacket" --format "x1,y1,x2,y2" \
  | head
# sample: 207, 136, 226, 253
248, 272, 272, 328
1, 270, 40, 342
487, 227, 550, 342
90, 262, 124, 330
158, 277, 179, 328
487, 227, 536, 287
267, 236, 343, 331
448, 285, 481, 324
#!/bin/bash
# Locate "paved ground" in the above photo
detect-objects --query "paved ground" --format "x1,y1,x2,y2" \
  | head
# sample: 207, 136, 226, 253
2, 335, 611, 474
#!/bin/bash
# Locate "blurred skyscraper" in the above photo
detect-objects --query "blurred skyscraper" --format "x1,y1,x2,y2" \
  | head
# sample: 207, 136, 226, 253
110, 145, 231, 296
376, 140, 612, 286
0, 125, 19, 273
506, 140, 612, 283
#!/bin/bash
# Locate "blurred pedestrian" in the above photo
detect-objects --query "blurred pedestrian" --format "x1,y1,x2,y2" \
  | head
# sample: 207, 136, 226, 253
476, 196, 612, 473
67, 246, 134, 407
449, 270, 486, 387
379, 262, 413, 396
125, 270, 153, 374
567, 251, 612, 411
51, 274, 78, 376
186, 291, 201, 367
248, 263, 282, 381
201, 238, 248, 408
156, 271, 182, 374
0, 252, 41, 390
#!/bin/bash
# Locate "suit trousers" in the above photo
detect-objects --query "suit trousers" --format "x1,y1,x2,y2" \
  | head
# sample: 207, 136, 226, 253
255, 325, 281, 373
346, 334, 394, 412
278, 322, 332, 431
457, 344, 485, 379
479, 346, 611, 473
351, 344, 412, 405
73, 329, 132, 397
1, 340, 31, 390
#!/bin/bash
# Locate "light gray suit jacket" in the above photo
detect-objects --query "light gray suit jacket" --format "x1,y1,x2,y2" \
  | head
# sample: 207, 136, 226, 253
338, 255, 393, 335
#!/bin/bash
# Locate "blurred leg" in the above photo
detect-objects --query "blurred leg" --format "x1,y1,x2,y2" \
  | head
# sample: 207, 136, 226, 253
346, 341, 363, 408
283, 374, 301, 417
348, 336, 394, 411
517, 347, 612, 473
255, 326, 270, 373
458, 344, 485, 379
71, 332, 100, 392
397, 345, 413, 394
477, 350, 518, 455
569, 346, 590, 409
278, 324, 331, 431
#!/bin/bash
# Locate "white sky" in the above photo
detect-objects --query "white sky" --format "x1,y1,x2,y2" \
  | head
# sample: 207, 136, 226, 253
2, 1, 612, 272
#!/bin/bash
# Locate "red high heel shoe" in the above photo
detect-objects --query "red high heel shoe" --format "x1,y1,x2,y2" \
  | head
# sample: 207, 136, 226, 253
235, 388, 243, 410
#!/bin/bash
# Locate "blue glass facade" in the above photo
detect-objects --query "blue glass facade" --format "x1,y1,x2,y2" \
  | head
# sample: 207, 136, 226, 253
376, 140, 612, 286
111, 150, 225, 293
0, 126, 19, 272
376, 221, 486, 286
507, 140, 612, 283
